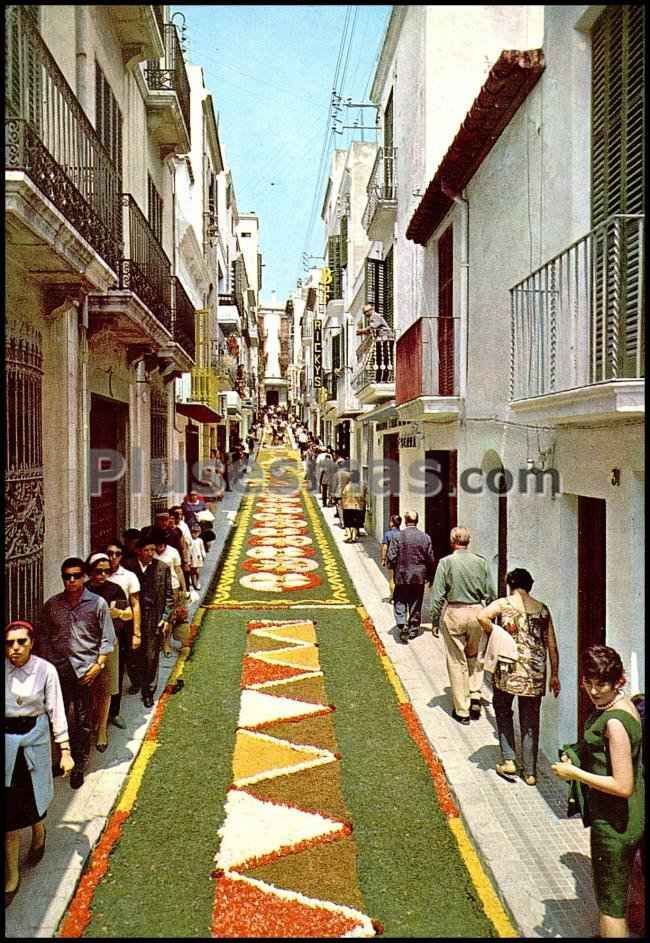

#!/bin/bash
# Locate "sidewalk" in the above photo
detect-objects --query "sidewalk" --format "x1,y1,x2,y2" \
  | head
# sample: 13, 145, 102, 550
317, 497, 598, 939
5, 484, 247, 939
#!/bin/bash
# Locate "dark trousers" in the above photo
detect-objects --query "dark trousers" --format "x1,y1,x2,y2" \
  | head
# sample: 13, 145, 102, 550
109, 626, 131, 719
393, 584, 425, 631
321, 483, 329, 506
127, 623, 160, 699
56, 662, 94, 769
492, 687, 542, 775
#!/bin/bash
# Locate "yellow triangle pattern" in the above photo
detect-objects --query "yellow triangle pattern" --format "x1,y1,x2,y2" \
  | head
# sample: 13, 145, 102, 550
254, 645, 321, 671
232, 729, 332, 783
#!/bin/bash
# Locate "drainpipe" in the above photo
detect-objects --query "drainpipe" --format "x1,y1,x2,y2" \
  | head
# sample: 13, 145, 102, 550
441, 183, 469, 400
75, 7, 91, 117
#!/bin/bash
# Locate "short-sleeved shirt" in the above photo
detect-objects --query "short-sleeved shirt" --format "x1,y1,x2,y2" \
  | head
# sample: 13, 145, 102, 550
382, 527, 401, 562
155, 546, 182, 591
368, 310, 391, 339
109, 565, 141, 603
489, 596, 551, 697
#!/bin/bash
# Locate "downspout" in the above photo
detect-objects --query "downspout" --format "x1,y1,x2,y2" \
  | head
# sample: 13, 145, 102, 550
75, 7, 91, 117
441, 183, 469, 401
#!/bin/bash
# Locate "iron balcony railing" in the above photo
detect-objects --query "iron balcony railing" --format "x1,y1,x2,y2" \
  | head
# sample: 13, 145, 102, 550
362, 146, 397, 231
5, 5, 122, 274
351, 331, 395, 393
144, 22, 191, 141
171, 276, 196, 362
510, 214, 644, 400
120, 194, 172, 332
190, 367, 220, 410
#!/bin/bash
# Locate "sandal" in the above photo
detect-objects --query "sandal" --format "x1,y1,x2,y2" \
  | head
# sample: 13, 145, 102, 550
495, 760, 518, 781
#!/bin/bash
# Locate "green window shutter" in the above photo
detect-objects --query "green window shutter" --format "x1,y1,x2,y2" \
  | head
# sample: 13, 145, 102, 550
332, 333, 341, 371
328, 235, 342, 300
365, 257, 386, 317
340, 215, 348, 268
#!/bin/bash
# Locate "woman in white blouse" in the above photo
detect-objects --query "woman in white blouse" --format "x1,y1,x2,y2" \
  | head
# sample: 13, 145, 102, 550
5, 620, 74, 906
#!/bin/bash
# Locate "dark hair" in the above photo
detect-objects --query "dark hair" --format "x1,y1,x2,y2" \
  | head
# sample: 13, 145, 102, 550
506, 568, 534, 593
123, 528, 141, 540
135, 534, 157, 550
149, 528, 168, 546
390, 515, 402, 528
104, 540, 125, 552
581, 645, 625, 686
61, 557, 85, 575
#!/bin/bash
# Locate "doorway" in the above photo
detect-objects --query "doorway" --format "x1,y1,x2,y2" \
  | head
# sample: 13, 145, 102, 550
266, 390, 279, 407
577, 496, 607, 734
185, 423, 200, 493
424, 450, 457, 570
383, 433, 400, 528
90, 395, 128, 549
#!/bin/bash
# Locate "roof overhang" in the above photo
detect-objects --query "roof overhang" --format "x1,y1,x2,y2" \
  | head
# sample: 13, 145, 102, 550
176, 402, 222, 424
359, 402, 397, 424
406, 49, 545, 246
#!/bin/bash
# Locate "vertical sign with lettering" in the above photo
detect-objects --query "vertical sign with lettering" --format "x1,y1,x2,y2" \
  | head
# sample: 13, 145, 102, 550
313, 319, 322, 389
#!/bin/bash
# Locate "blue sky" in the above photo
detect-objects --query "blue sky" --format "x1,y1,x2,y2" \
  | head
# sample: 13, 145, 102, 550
171, 4, 392, 302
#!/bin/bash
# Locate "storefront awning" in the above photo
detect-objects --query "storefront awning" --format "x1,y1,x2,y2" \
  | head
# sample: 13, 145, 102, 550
176, 402, 222, 423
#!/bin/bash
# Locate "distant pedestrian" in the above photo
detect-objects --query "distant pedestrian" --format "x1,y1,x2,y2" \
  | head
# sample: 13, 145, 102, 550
5, 620, 74, 906
552, 645, 644, 939
381, 514, 403, 599
340, 470, 368, 544
152, 528, 187, 658
189, 522, 207, 590
331, 458, 350, 528
104, 540, 141, 729
478, 568, 560, 784
430, 527, 494, 725
387, 511, 435, 644
38, 558, 116, 789
125, 537, 173, 709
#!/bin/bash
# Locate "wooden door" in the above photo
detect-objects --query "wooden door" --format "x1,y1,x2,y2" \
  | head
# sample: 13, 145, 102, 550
383, 433, 400, 526
577, 496, 607, 734
425, 450, 457, 571
90, 395, 127, 549
185, 423, 200, 492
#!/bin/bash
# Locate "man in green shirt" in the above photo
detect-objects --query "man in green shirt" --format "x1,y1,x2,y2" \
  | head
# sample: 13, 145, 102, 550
431, 527, 495, 725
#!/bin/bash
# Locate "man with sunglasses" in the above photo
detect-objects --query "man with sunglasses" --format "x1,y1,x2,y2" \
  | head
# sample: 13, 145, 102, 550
38, 558, 116, 789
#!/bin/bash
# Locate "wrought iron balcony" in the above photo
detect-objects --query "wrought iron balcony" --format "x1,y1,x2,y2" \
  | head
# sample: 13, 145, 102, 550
144, 22, 191, 147
171, 276, 196, 362
351, 331, 395, 403
362, 147, 397, 240
510, 214, 644, 412
120, 194, 172, 331
5, 5, 122, 275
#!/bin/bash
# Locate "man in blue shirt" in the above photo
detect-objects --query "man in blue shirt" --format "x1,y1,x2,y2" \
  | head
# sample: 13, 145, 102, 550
39, 557, 116, 789
381, 514, 402, 600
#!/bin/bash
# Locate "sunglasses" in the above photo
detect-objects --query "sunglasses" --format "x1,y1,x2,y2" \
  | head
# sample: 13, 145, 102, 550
6, 637, 30, 645
93, 568, 111, 574
62, 572, 84, 581
107, 551, 122, 557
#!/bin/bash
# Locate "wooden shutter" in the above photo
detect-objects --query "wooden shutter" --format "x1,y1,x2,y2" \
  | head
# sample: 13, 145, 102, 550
306, 287, 316, 311
438, 226, 455, 396
340, 215, 348, 268
384, 89, 394, 152
384, 247, 394, 328
591, 6, 645, 379
95, 61, 122, 173
328, 235, 342, 300
147, 174, 163, 244
365, 257, 386, 316
332, 333, 341, 372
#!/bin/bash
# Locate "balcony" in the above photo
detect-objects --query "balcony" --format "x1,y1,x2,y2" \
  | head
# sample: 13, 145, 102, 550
510, 214, 644, 425
394, 316, 463, 422
108, 5, 164, 64
143, 23, 191, 156
351, 332, 396, 405
336, 367, 363, 418
169, 275, 196, 362
5, 6, 120, 291
218, 293, 241, 334
362, 147, 397, 242
176, 366, 222, 424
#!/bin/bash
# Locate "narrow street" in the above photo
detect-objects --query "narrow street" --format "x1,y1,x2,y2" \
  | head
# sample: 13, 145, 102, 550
7, 447, 598, 938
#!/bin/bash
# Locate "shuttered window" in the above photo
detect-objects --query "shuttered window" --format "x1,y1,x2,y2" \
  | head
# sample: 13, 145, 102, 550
6, 6, 41, 127
364, 256, 393, 329
438, 226, 455, 396
384, 247, 394, 328
95, 62, 122, 173
332, 333, 341, 372
591, 5, 645, 378
147, 174, 163, 244
328, 235, 343, 300
340, 215, 348, 268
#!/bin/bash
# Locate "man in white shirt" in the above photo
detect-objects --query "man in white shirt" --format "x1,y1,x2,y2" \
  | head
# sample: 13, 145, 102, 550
357, 303, 392, 382
152, 528, 187, 657
104, 540, 142, 725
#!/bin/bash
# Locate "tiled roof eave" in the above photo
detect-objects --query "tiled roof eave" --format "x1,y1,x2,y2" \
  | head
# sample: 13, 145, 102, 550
406, 49, 545, 246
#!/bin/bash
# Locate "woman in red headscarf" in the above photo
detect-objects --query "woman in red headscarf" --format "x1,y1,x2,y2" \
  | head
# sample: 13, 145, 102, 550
5, 620, 74, 906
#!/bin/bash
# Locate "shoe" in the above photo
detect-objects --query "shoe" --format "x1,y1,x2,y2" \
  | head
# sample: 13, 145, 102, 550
128, 684, 140, 695
397, 628, 408, 644
451, 710, 470, 726
431, 626, 440, 638
110, 715, 127, 730
5, 876, 21, 907
27, 830, 46, 867
495, 760, 518, 781
70, 769, 85, 790
142, 694, 154, 708
523, 773, 537, 786
408, 628, 419, 640
469, 701, 482, 720
96, 741, 108, 753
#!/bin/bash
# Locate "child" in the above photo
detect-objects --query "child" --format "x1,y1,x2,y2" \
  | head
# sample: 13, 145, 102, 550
189, 523, 207, 590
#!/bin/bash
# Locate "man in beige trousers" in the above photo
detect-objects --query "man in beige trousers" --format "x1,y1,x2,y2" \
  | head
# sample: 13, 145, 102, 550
430, 527, 495, 725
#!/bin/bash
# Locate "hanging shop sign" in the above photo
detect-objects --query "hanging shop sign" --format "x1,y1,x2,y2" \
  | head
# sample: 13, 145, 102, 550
313, 319, 322, 388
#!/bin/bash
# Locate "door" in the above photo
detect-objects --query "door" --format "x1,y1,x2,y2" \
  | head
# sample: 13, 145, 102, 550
383, 433, 400, 527
266, 389, 279, 406
185, 423, 200, 492
577, 496, 607, 734
424, 450, 458, 570
90, 395, 127, 549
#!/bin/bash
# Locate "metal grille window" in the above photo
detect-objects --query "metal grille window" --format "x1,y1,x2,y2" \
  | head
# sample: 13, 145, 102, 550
592, 5, 645, 377
147, 174, 163, 245
150, 387, 169, 518
5, 322, 44, 628
340, 215, 348, 268
95, 61, 123, 174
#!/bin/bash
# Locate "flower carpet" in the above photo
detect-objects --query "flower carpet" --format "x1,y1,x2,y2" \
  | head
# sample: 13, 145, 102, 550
58, 447, 504, 938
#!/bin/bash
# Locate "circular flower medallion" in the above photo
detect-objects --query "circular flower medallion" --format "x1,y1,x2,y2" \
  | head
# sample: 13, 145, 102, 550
241, 556, 319, 574
239, 571, 322, 593
248, 535, 314, 548
246, 545, 315, 559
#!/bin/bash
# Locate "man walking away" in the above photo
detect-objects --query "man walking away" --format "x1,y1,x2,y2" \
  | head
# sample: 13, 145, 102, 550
431, 526, 495, 725
39, 558, 116, 789
125, 536, 174, 708
381, 514, 402, 600
387, 511, 435, 644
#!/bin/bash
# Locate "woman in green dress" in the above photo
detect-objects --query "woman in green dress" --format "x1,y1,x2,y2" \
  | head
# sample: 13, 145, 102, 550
552, 645, 644, 938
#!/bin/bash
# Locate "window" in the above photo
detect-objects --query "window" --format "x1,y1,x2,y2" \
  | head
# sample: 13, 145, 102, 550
437, 226, 454, 396
147, 174, 163, 244
365, 256, 393, 328
327, 235, 343, 300
340, 215, 348, 268
95, 62, 122, 173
